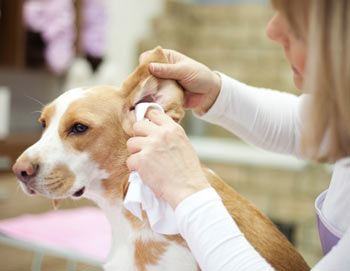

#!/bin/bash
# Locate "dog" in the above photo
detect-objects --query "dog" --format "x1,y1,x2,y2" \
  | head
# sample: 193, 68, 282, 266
12, 47, 309, 271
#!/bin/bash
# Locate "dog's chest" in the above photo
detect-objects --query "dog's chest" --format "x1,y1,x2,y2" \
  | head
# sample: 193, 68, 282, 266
99, 201, 198, 271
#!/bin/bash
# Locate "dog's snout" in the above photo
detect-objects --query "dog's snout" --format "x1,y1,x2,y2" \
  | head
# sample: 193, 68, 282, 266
12, 160, 39, 184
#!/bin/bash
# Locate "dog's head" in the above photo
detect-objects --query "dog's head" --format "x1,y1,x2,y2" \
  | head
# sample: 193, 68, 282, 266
12, 47, 184, 202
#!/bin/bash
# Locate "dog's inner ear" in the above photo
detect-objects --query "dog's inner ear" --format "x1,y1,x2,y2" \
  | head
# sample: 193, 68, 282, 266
128, 76, 160, 110
121, 47, 185, 136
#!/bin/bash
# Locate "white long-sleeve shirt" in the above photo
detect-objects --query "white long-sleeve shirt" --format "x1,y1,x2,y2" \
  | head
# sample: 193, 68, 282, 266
174, 73, 350, 270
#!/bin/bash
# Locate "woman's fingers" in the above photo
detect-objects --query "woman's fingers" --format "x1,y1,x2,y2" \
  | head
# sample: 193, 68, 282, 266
139, 48, 178, 65
140, 49, 188, 80
145, 109, 174, 126
133, 120, 158, 136
148, 63, 182, 80
126, 151, 142, 172
126, 137, 146, 155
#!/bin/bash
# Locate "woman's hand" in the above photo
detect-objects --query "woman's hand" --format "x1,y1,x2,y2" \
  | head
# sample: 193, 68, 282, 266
126, 109, 210, 209
139, 49, 222, 115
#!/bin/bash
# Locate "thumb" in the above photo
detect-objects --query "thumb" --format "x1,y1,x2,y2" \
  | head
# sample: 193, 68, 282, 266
149, 63, 184, 80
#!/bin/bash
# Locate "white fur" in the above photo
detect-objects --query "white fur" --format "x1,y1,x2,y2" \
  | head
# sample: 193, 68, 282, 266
20, 88, 109, 198
19, 87, 198, 271
150, 242, 198, 271
101, 200, 137, 271
94, 197, 197, 271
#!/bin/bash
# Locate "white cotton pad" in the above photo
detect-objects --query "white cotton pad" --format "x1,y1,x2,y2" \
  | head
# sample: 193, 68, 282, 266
134, 102, 164, 121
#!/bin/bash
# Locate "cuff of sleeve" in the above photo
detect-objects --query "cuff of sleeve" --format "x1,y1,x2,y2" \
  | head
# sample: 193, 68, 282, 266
193, 72, 241, 123
193, 72, 226, 121
175, 187, 221, 220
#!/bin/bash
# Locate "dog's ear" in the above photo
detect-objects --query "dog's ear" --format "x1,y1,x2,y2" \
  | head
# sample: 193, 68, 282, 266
121, 47, 185, 135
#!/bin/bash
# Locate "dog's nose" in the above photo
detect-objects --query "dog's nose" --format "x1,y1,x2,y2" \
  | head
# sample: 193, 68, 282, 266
12, 160, 39, 184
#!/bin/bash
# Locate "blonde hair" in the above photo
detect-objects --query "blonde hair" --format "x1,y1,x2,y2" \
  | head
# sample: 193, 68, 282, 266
271, 0, 350, 163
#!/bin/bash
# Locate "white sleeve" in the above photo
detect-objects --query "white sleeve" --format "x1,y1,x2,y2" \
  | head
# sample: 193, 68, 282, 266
175, 188, 350, 271
196, 73, 308, 157
175, 188, 273, 271
312, 226, 350, 270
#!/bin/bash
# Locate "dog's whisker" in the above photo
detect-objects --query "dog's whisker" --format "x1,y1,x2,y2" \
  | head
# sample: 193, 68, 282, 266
49, 183, 64, 191
15, 184, 22, 194
44, 180, 61, 186
45, 184, 62, 191
30, 110, 43, 115
25, 95, 45, 107
36, 182, 63, 190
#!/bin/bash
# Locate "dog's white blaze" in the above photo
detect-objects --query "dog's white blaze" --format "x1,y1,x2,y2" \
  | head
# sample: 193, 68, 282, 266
23, 88, 109, 197
102, 200, 137, 271
97, 196, 182, 271
101, 200, 198, 271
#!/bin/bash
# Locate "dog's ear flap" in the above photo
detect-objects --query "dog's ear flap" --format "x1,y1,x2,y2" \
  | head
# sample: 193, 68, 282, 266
121, 47, 185, 135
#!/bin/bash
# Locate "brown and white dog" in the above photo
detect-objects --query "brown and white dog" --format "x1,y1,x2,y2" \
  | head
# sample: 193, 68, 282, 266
12, 47, 309, 271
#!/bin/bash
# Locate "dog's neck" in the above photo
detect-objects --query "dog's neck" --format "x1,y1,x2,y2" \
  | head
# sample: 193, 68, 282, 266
83, 165, 156, 266
84, 168, 130, 207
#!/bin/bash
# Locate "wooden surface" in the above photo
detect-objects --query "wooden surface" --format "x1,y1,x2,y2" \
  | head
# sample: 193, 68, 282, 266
0, 0, 26, 68
0, 135, 40, 169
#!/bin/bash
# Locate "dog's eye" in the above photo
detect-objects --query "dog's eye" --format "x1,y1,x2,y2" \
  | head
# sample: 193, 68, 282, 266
41, 120, 46, 129
71, 123, 89, 135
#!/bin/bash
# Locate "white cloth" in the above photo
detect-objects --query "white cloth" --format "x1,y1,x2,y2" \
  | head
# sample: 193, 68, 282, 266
123, 102, 179, 235
174, 73, 350, 270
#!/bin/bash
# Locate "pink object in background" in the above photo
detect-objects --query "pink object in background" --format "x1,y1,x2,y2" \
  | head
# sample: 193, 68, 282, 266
23, 0, 107, 75
0, 207, 111, 261
23, 0, 76, 74
82, 0, 107, 58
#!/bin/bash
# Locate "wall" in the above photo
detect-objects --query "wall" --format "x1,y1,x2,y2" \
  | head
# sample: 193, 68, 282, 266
94, 0, 164, 87
0, 69, 63, 134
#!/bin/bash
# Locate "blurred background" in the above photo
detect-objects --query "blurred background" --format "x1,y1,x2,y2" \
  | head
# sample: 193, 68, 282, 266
0, 0, 330, 270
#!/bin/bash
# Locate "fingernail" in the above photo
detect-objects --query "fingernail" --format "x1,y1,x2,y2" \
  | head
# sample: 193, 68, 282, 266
150, 63, 160, 73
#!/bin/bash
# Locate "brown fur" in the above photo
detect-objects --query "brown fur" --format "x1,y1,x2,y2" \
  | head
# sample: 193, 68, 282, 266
118, 47, 309, 271
134, 239, 169, 271
203, 167, 309, 271
56, 86, 131, 200
17, 47, 310, 271
45, 164, 75, 196
39, 103, 56, 131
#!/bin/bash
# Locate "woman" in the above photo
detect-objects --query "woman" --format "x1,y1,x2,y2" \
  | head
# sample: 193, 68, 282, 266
126, 0, 350, 270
